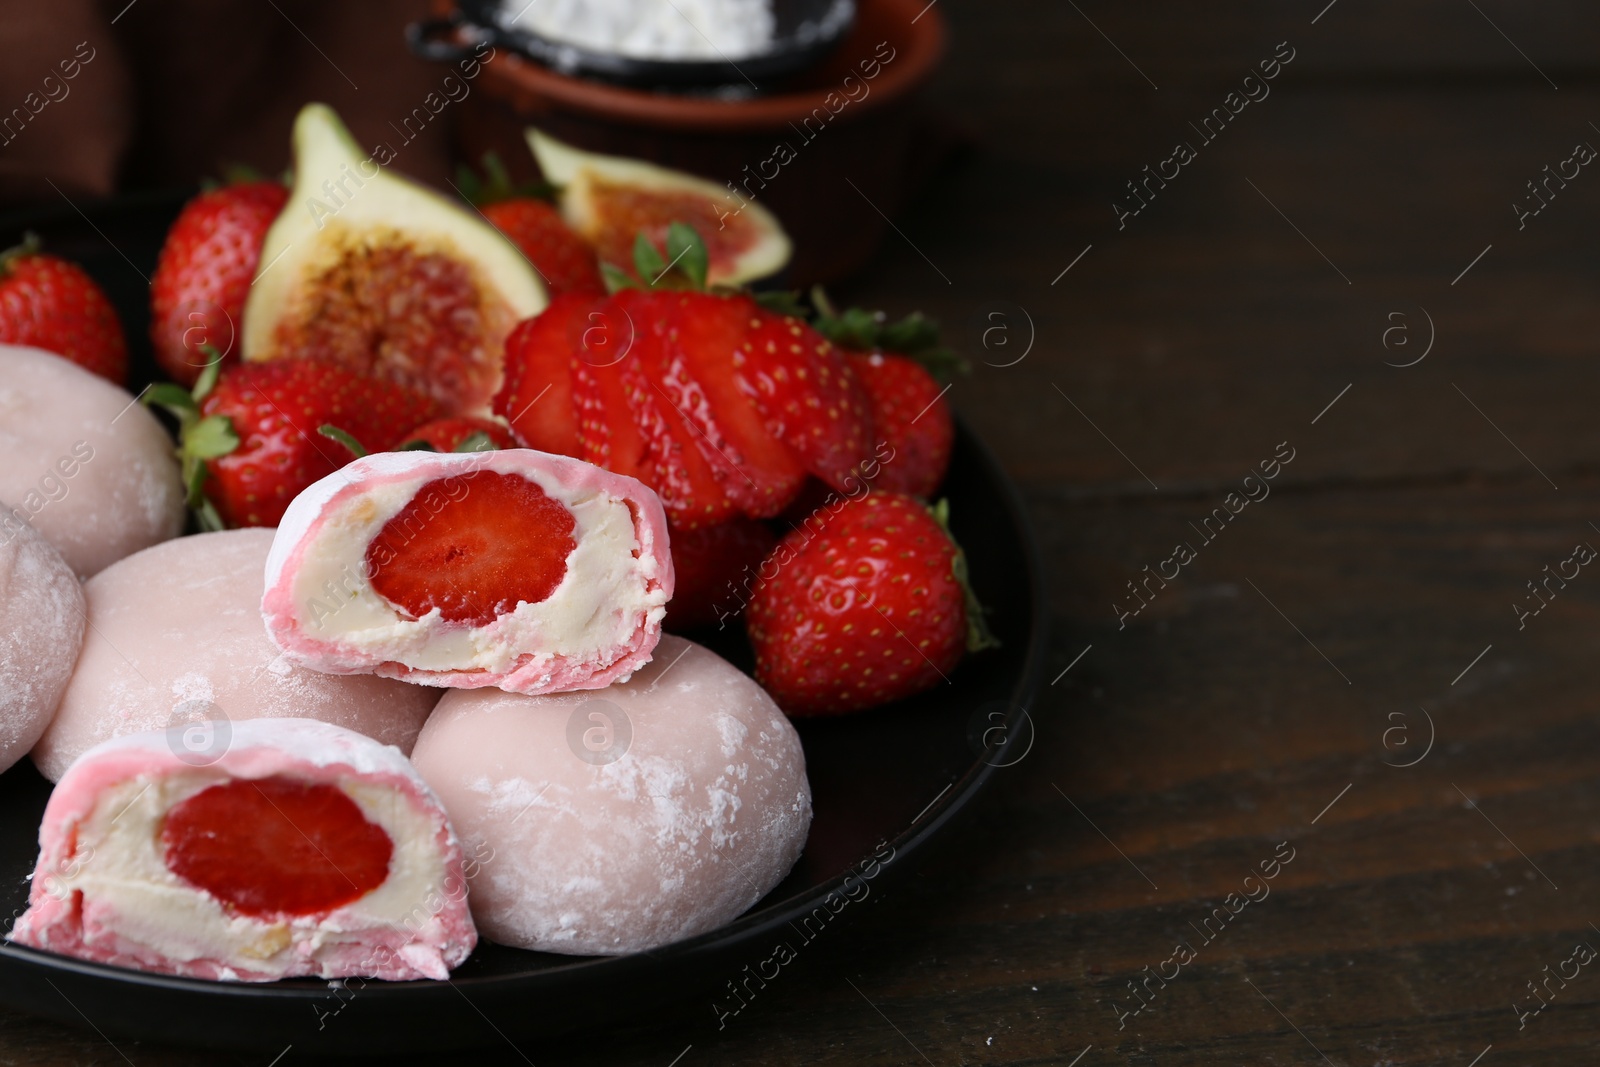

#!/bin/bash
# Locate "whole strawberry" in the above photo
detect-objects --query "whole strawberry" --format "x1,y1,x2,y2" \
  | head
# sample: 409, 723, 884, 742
746, 493, 995, 715
0, 233, 127, 384
396, 416, 521, 453
810, 290, 963, 498
147, 358, 437, 529
462, 154, 602, 297
149, 177, 288, 386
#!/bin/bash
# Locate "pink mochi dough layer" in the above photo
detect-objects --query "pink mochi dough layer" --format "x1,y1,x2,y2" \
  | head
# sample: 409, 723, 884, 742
32, 528, 440, 783
0, 513, 84, 773
411, 635, 812, 956
262, 448, 673, 696
0, 344, 184, 577
11, 718, 477, 982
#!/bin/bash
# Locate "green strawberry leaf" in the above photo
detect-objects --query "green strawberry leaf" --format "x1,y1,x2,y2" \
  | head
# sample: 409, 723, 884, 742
600, 262, 640, 293
752, 289, 807, 317
192, 346, 225, 403
665, 222, 709, 291
808, 286, 971, 381
632, 233, 668, 286
453, 430, 498, 453
186, 415, 240, 460
193, 495, 226, 533
931, 499, 1000, 653
317, 424, 368, 460
144, 383, 199, 423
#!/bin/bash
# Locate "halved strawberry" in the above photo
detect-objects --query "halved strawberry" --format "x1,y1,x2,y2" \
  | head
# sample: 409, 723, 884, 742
493, 292, 597, 457
365, 470, 577, 626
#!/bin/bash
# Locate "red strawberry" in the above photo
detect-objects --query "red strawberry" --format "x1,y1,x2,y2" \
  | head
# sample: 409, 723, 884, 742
810, 293, 963, 499
396, 416, 521, 453
848, 352, 953, 498
573, 289, 737, 530
483, 199, 604, 297
461, 152, 603, 297
365, 469, 577, 626
664, 516, 777, 632
149, 178, 288, 385
658, 292, 807, 516
746, 493, 995, 715
732, 306, 874, 493
147, 359, 437, 529
0, 234, 127, 384
493, 292, 598, 457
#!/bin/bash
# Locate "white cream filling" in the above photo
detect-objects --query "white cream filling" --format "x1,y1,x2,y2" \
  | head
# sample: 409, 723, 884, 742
47, 772, 446, 974
291, 470, 659, 673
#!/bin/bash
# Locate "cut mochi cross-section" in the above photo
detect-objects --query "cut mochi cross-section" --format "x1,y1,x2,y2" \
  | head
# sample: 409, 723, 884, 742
10, 718, 477, 982
263, 449, 672, 695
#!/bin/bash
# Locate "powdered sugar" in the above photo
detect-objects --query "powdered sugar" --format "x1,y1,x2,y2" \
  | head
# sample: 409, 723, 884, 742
505, 0, 775, 60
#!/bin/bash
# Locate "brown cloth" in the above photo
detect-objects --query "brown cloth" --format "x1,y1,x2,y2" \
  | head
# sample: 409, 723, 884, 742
0, 0, 457, 206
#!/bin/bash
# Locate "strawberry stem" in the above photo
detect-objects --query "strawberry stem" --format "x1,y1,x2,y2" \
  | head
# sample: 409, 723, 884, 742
0, 232, 42, 276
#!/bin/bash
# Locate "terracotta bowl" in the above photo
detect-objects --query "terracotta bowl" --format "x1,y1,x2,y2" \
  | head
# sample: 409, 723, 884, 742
427, 0, 946, 285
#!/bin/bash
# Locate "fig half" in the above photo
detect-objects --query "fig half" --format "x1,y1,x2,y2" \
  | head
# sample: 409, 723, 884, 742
528, 128, 791, 287
243, 104, 548, 415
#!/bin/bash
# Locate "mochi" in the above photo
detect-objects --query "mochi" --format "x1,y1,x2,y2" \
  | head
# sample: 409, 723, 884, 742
33, 528, 439, 782
12, 718, 476, 982
0, 512, 84, 772
0, 344, 184, 576
262, 448, 671, 695
411, 635, 811, 956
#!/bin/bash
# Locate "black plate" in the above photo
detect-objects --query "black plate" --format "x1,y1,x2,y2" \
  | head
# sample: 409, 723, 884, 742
0, 193, 1046, 1054
408, 0, 855, 90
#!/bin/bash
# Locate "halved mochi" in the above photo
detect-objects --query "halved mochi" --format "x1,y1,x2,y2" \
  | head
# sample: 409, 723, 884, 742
411, 635, 811, 956
11, 718, 477, 982
263, 449, 672, 694
242, 104, 548, 415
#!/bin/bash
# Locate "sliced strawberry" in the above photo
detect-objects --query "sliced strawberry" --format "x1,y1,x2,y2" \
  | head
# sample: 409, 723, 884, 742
731, 306, 874, 492
657, 292, 807, 517
570, 299, 650, 482
493, 293, 598, 457
366, 471, 577, 626
581, 290, 736, 529
161, 776, 392, 918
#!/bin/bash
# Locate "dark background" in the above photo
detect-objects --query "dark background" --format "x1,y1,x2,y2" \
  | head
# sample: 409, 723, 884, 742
6, 0, 1600, 1063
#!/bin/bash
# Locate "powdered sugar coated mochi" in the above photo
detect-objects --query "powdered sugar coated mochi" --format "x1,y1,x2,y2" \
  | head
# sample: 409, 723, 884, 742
11, 718, 477, 981
411, 635, 811, 956
32, 528, 439, 782
262, 449, 672, 695
0, 512, 84, 772
0, 344, 184, 577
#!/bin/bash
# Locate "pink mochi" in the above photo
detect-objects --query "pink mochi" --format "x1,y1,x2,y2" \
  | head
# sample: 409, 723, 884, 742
262, 449, 672, 696
411, 635, 812, 956
0, 512, 84, 773
11, 718, 477, 982
32, 528, 439, 783
0, 344, 184, 577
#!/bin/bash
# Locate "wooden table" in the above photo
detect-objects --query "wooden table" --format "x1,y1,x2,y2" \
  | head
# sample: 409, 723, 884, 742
10, 1, 1600, 1063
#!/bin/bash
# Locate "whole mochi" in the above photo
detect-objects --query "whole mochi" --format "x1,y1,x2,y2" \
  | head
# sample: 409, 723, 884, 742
0, 512, 85, 772
411, 634, 812, 956
0, 344, 184, 577
33, 529, 440, 782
